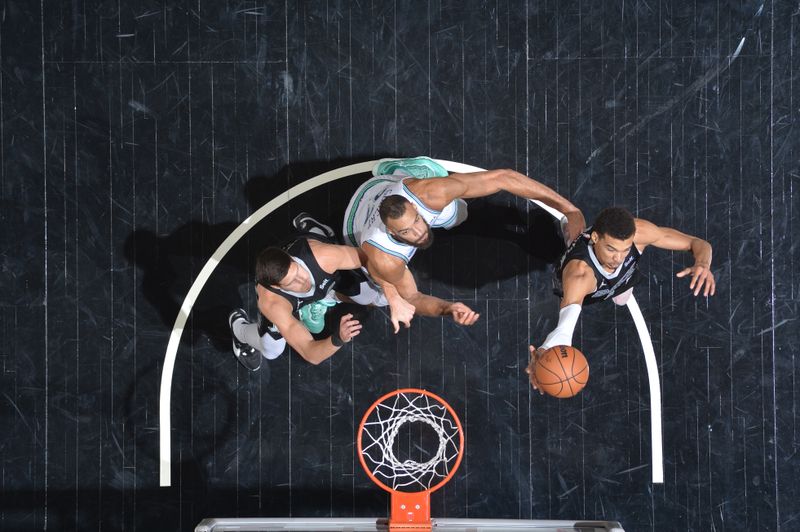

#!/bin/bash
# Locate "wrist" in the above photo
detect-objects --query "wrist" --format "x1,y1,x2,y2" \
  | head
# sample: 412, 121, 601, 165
330, 329, 345, 347
385, 291, 402, 304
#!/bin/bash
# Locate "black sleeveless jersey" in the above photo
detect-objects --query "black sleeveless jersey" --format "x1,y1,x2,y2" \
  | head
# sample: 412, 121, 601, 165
263, 234, 340, 313
553, 227, 641, 306
256, 232, 371, 340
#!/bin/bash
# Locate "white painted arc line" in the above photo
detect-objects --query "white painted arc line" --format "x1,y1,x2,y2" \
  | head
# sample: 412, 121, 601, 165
159, 160, 373, 486
626, 295, 664, 484
158, 158, 631, 488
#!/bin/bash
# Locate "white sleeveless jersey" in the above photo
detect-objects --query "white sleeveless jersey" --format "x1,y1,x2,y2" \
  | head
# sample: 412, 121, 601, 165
342, 175, 460, 263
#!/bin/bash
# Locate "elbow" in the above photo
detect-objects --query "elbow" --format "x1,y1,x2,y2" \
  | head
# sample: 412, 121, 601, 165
297, 349, 322, 365
692, 237, 712, 254
493, 168, 533, 192
491, 168, 514, 183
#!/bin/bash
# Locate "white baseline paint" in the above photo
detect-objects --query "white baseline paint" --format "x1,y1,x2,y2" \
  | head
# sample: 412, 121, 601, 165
626, 295, 664, 483
159, 159, 663, 487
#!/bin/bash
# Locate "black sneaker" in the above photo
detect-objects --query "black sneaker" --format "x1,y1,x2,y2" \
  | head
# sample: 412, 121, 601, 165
228, 309, 263, 372
292, 212, 336, 239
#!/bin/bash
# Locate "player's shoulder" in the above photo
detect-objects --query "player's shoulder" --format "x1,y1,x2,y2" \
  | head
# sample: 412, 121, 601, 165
315, 240, 361, 271
561, 259, 597, 297
633, 217, 659, 233
403, 175, 458, 199
306, 237, 337, 254
256, 290, 294, 327
363, 240, 408, 273
256, 282, 290, 301
633, 217, 661, 247
562, 257, 594, 279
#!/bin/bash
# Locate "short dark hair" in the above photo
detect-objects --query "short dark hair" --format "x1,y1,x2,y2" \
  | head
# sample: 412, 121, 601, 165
593, 207, 635, 240
255, 247, 292, 286
379, 195, 412, 224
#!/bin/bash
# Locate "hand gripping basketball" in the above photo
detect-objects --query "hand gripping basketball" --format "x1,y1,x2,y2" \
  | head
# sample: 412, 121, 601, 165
526, 344, 589, 399
526, 346, 546, 395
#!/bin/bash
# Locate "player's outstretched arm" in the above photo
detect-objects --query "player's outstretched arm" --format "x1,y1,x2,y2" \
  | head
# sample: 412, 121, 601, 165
386, 269, 479, 326
363, 243, 479, 326
633, 218, 715, 297
527, 261, 595, 393
310, 240, 417, 333
310, 239, 363, 272
531, 260, 595, 351
259, 293, 360, 365
379, 282, 416, 333
410, 169, 586, 243
362, 243, 419, 332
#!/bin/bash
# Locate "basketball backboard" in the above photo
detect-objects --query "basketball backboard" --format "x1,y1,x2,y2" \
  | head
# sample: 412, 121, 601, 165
195, 517, 625, 532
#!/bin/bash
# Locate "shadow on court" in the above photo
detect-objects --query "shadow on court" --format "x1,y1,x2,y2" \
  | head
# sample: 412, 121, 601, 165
412, 198, 567, 289
122, 156, 386, 352
122, 158, 567, 356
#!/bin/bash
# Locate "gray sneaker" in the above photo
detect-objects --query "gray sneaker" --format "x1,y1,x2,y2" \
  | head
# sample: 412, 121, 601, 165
228, 309, 263, 372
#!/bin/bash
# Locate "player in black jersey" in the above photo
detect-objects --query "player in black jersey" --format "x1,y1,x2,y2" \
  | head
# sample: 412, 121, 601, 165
228, 214, 415, 371
526, 206, 715, 392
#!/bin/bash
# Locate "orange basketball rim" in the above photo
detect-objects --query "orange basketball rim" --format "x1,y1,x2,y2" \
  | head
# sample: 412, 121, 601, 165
357, 388, 465, 531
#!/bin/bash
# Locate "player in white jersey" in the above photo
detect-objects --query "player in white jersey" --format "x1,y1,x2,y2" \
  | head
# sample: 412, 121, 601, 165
343, 157, 585, 331
344, 172, 467, 263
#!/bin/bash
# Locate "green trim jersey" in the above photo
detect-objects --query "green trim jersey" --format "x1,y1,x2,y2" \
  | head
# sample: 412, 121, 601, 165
342, 175, 461, 263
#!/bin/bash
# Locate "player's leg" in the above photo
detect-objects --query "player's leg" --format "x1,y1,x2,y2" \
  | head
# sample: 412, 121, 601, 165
229, 309, 266, 370
229, 308, 288, 370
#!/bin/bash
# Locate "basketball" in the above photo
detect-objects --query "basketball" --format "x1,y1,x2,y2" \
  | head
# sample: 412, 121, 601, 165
533, 345, 589, 398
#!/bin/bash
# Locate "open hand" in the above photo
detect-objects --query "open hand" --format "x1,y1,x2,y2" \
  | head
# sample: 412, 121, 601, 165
676, 263, 715, 297
338, 313, 362, 343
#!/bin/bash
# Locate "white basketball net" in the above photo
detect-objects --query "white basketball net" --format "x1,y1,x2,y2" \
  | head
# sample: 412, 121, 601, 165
360, 391, 462, 492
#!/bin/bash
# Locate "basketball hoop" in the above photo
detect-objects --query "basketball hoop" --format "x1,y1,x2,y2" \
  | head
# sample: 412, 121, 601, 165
357, 389, 464, 531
